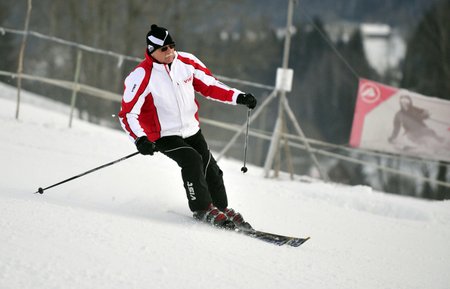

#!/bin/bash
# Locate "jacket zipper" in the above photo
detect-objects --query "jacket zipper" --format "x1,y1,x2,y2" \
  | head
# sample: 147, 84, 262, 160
165, 64, 185, 136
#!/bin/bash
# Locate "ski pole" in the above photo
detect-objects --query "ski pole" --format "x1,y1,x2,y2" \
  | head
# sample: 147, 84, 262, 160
241, 109, 251, 173
35, 152, 139, 194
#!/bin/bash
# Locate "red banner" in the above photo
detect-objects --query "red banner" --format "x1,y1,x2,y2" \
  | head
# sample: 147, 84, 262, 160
350, 78, 450, 162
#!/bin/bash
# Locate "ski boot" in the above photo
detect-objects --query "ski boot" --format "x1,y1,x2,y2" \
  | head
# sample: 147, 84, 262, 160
223, 208, 253, 230
193, 204, 234, 229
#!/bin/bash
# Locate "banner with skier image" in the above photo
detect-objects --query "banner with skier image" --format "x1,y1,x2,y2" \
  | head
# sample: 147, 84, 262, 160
350, 78, 450, 162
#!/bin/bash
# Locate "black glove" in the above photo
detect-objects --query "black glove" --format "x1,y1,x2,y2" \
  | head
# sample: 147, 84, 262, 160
237, 93, 257, 109
135, 136, 157, 155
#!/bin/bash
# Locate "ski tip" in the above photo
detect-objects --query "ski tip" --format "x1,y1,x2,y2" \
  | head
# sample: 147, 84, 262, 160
285, 236, 311, 247
301, 236, 311, 244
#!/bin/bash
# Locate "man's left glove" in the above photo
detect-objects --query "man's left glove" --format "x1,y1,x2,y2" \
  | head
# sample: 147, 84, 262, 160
237, 93, 257, 109
135, 136, 157, 155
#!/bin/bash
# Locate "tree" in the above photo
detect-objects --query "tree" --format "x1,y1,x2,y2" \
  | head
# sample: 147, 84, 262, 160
401, 0, 450, 99
401, 0, 450, 199
290, 18, 376, 143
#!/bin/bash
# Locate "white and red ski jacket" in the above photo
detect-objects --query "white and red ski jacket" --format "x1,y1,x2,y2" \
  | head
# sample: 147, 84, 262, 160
119, 51, 243, 142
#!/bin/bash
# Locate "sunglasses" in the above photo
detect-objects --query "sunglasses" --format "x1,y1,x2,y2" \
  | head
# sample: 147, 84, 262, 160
160, 44, 175, 52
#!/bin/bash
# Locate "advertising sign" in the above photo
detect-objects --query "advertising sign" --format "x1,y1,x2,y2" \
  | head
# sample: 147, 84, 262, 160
350, 78, 450, 161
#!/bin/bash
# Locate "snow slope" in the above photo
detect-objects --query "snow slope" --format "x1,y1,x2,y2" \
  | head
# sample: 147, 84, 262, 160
1, 82, 449, 289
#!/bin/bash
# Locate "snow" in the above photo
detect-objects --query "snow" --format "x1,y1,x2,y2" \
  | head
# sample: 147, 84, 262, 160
1, 81, 450, 289
361, 23, 406, 76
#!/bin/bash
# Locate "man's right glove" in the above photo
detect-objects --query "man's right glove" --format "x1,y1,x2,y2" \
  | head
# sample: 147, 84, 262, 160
135, 136, 157, 155
237, 93, 257, 109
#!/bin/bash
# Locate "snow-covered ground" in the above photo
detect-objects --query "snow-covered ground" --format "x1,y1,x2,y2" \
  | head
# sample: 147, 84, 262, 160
1, 82, 449, 289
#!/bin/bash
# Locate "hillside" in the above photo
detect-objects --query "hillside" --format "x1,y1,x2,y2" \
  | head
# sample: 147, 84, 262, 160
0, 82, 449, 289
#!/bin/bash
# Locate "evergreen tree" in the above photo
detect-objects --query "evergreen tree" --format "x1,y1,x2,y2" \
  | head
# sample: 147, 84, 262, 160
401, 0, 450, 99
401, 0, 450, 199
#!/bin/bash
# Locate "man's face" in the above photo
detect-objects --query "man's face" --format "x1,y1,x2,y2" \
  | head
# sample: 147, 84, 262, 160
151, 44, 176, 64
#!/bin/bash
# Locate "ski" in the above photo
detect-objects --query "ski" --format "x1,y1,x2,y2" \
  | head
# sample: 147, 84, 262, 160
236, 227, 310, 247
168, 210, 310, 247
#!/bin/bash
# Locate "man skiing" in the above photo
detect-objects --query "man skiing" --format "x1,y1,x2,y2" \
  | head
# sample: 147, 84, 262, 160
118, 24, 257, 229
388, 95, 443, 148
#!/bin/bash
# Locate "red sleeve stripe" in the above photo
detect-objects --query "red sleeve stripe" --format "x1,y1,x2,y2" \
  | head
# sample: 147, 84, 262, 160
193, 77, 234, 102
177, 53, 213, 77
178, 53, 236, 102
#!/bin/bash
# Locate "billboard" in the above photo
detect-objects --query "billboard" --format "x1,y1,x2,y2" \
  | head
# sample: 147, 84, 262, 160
350, 78, 450, 162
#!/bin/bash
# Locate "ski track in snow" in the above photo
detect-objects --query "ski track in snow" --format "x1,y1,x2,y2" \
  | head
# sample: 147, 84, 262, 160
1, 82, 450, 289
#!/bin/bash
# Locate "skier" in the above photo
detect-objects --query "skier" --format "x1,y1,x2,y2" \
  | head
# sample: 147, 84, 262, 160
388, 95, 443, 148
118, 24, 257, 229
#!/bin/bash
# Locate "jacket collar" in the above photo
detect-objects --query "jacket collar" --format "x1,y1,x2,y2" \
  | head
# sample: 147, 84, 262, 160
144, 50, 178, 70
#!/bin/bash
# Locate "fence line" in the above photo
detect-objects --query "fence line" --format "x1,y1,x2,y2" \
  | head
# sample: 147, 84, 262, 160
0, 70, 121, 101
1, 67, 448, 188
0, 26, 142, 63
2, 65, 443, 167
201, 119, 450, 188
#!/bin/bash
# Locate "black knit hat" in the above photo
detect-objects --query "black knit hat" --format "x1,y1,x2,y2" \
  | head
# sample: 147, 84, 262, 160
146, 24, 175, 54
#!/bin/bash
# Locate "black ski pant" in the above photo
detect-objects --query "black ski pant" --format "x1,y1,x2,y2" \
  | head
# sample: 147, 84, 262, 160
155, 130, 228, 212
